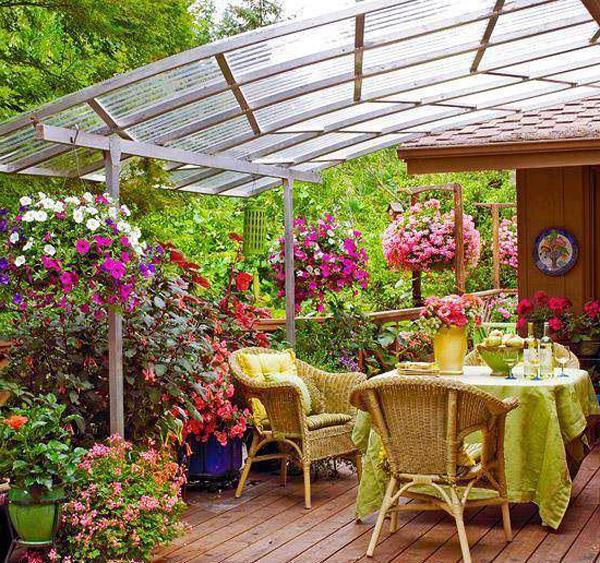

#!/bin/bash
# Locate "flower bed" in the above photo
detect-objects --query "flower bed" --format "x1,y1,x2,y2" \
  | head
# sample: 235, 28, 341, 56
382, 199, 481, 272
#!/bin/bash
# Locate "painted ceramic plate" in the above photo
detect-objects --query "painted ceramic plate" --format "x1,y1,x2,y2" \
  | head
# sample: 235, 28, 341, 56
533, 228, 578, 276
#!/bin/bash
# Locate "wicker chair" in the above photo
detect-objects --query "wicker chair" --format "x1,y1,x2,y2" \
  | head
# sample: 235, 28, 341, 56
229, 347, 366, 509
350, 375, 519, 562
465, 342, 580, 369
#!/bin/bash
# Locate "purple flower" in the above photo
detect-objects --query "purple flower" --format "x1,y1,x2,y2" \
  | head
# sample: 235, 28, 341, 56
0, 258, 7, 270
76, 239, 90, 255
12, 293, 23, 305
0, 272, 9, 285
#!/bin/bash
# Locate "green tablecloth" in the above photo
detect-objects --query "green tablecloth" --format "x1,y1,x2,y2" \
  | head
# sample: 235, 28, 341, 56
352, 367, 599, 529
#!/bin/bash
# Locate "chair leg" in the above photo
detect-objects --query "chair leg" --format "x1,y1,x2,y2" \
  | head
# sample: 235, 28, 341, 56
236, 433, 258, 499
280, 456, 288, 487
367, 477, 397, 557
501, 501, 513, 542
355, 451, 363, 483
303, 460, 312, 509
448, 486, 471, 563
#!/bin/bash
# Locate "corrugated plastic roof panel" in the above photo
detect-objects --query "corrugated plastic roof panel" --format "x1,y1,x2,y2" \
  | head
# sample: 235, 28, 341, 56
0, 0, 598, 196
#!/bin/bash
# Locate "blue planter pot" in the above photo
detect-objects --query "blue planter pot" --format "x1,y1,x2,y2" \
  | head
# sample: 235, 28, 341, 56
187, 436, 242, 479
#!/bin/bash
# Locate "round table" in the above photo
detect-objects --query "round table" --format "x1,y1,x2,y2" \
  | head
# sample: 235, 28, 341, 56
351, 366, 599, 529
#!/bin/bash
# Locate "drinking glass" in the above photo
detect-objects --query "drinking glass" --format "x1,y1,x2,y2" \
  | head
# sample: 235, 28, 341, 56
504, 350, 519, 380
530, 356, 542, 380
555, 354, 570, 378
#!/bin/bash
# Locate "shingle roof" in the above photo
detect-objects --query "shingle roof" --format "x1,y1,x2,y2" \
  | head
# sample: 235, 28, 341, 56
401, 95, 600, 149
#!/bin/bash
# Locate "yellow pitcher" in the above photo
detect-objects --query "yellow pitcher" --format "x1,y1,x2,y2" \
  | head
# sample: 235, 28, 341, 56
433, 325, 467, 375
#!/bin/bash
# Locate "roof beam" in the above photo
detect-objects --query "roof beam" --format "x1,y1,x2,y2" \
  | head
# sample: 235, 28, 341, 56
87, 99, 136, 140
215, 53, 261, 135
353, 14, 365, 102
32, 124, 321, 183
471, 0, 505, 73
581, 0, 600, 24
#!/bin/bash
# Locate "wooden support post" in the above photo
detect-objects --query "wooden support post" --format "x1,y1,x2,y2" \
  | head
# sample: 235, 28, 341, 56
491, 204, 501, 289
453, 184, 465, 294
409, 194, 422, 306
283, 177, 296, 347
475, 202, 516, 290
104, 135, 124, 437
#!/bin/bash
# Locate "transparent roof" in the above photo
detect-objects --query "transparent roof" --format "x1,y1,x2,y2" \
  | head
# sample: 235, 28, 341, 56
0, 0, 599, 197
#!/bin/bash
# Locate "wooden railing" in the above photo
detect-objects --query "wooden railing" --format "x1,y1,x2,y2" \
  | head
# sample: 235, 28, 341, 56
254, 288, 517, 332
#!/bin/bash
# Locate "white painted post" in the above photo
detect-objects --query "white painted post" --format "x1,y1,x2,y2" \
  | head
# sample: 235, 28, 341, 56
283, 177, 296, 346
104, 135, 125, 436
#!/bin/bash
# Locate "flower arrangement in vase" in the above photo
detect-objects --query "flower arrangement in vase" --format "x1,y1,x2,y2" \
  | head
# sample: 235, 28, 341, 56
382, 199, 481, 272
418, 294, 483, 374
270, 214, 369, 312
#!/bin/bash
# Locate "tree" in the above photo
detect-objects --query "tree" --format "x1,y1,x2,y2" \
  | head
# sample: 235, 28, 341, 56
0, 0, 199, 118
217, 0, 284, 37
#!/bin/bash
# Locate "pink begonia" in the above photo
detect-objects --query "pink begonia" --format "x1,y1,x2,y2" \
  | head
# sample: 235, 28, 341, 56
382, 198, 481, 272
499, 217, 518, 270
270, 214, 369, 312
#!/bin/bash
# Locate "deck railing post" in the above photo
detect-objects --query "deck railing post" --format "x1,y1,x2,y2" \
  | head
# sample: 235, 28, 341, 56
104, 135, 124, 437
283, 176, 296, 347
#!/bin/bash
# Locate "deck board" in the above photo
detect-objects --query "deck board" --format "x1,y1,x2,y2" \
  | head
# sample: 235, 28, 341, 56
155, 444, 600, 563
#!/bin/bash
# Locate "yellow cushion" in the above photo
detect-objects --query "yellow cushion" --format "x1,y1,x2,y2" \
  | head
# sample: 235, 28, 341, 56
250, 398, 268, 427
266, 371, 312, 415
306, 413, 352, 431
238, 350, 297, 378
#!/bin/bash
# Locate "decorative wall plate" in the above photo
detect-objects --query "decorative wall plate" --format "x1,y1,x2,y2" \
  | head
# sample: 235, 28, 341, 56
533, 228, 578, 276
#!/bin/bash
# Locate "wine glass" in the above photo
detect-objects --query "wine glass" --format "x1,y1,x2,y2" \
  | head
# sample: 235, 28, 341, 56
530, 354, 542, 381
555, 349, 570, 378
504, 349, 519, 380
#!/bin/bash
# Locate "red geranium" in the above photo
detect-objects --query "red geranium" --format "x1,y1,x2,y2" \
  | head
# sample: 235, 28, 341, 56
235, 272, 253, 292
516, 292, 573, 339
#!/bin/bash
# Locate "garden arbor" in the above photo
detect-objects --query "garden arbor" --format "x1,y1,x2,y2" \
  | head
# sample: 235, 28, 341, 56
2, 0, 600, 434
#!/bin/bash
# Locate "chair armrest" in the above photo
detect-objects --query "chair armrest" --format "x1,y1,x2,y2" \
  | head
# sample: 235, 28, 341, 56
297, 360, 366, 415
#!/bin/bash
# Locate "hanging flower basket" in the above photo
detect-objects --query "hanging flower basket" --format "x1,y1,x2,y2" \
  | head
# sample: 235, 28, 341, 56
382, 198, 481, 273
499, 217, 518, 270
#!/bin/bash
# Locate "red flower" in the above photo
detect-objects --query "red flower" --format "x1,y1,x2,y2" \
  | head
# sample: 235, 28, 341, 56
516, 317, 527, 332
533, 290, 548, 305
235, 272, 253, 292
584, 300, 600, 319
229, 233, 243, 243
548, 296, 572, 314
516, 298, 533, 316
4, 415, 28, 430
548, 317, 563, 332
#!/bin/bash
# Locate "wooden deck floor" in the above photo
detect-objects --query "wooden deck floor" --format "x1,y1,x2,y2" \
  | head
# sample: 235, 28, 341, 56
155, 444, 600, 563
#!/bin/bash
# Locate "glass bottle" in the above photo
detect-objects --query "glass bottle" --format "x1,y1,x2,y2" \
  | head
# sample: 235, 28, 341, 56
524, 322, 539, 378
540, 322, 554, 378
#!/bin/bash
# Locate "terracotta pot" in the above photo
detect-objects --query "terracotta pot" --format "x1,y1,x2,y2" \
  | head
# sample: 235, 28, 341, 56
433, 325, 467, 375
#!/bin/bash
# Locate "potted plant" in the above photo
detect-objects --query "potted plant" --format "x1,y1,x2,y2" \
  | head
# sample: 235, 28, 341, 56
516, 291, 573, 340
0, 394, 85, 545
569, 300, 600, 357
418, 294, 482, 375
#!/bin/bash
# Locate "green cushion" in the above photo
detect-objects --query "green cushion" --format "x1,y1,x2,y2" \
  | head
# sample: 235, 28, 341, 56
266, 371, 312, 415
303, 376, 326, 414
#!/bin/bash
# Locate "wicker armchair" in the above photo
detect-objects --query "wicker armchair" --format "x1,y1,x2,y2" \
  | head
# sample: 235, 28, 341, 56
350, 376, 518, 562
229, 347, 366, 509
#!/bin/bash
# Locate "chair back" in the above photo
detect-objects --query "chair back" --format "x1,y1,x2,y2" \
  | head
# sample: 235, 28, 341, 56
229, 347, 304, 435
350, 375, 508, 478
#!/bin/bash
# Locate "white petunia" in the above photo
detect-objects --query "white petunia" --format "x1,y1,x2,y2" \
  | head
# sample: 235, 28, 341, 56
83, 192, 94, 203
22, 211, 35, 223
86, 218, 100, 231
116, 221, 131, 234
86, 206, 98, 216
65, 196, 80, 205
108, 207, 118, 219
37, 192, 47, 200
43, 244, 56, 256
34, 210, 48, 222
120, 205, 131, 217
19, 196, 32, 206
15, 256, 26, 267
53, 202, 65, 213
23, 239, 33, 251
9, 232, 19, 244
73, 209, 84, 224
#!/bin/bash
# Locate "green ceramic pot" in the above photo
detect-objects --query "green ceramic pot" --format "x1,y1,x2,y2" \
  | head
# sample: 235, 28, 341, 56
8, 487, 64, 545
